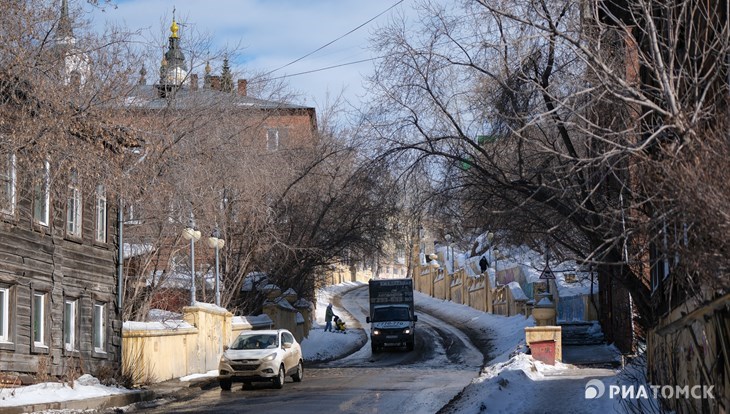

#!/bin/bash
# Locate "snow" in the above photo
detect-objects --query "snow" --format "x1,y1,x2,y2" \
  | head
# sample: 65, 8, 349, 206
0, 375, 133, 408
1, 282, 640, 413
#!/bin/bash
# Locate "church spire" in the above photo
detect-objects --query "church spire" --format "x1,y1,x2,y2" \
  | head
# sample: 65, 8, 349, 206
56, 0, 74, 43
156, 12, 188, 97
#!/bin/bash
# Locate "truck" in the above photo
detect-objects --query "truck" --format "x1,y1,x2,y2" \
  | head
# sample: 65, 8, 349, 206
366, 278, 418, 352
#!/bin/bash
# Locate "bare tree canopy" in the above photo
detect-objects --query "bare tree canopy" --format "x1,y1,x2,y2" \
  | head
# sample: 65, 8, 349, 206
362, 0, 728, 330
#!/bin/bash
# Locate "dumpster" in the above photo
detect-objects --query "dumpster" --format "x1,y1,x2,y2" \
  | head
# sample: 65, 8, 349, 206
530, 340, 556, 365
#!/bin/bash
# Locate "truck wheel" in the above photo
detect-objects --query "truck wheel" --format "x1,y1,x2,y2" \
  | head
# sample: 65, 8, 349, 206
220, 379, 232, 391
406, 341, 414, 351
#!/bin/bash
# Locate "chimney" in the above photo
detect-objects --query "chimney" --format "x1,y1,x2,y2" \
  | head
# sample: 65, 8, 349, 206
237, 79, 247, 96
210, 75, 221, 91
190, 74, 198, 91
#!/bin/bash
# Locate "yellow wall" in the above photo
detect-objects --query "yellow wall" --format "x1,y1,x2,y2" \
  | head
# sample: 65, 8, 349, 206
122, 302, 308, 385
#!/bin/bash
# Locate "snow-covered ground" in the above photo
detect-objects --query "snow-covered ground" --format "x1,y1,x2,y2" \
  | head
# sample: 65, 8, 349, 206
0, 282, 654, 412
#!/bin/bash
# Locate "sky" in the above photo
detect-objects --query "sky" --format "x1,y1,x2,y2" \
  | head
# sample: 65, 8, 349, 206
84, 0, 416, 111
1, 281, 650, 413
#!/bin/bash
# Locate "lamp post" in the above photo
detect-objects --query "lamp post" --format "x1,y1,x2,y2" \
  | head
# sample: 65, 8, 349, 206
207, 227, 225, 306
445, 233, 454, 272
182, 219, 201, 305
493, 249, 500, 285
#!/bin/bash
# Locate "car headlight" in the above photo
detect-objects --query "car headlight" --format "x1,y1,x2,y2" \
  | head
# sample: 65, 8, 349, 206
261, 352, 277, 362
373, 329, 381, 336
220, 354, 230, 363
403, 328, 411, 335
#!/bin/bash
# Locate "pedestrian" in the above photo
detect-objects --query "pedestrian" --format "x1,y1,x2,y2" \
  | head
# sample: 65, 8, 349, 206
325, 303, 334, 332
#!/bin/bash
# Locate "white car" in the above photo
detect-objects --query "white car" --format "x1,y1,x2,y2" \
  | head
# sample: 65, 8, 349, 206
218, 329, 303, 390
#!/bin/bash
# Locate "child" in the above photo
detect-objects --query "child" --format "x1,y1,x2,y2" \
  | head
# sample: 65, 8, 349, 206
333, 315, 346, 333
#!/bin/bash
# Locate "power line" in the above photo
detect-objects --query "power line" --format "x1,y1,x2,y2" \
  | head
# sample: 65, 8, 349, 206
264, 0, 405, 76
253, 57, 381, 83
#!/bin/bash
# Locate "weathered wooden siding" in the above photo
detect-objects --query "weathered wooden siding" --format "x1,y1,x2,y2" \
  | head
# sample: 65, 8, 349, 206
0, 177, 121, 379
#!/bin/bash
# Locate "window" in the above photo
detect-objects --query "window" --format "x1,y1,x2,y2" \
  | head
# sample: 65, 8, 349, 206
66, 171, 82, 237
64, 299, 77, 352
93, 303, 106, 353
0, 153, 16, 215
95, 185, 107, 242
32, 292, 46, 347
0, 287, 9, 342
266, 128, 279, 151
33, 161, 50, 226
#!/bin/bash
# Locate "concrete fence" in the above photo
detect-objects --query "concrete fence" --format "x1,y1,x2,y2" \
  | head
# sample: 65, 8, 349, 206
122, 295, 312, 385
414, 262, 572, 320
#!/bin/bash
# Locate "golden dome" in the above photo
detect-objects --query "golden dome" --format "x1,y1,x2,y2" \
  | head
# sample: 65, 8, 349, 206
170, 18, 179, 39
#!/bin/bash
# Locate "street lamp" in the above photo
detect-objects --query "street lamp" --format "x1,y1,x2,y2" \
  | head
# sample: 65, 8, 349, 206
492, 249, 500, 285
207, 227, 225, 306
445, 233, 454, 272
182, 218, 201, 305
428, 253, 440, 269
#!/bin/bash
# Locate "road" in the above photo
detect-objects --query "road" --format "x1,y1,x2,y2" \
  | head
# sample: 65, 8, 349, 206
134, 284, 492, 414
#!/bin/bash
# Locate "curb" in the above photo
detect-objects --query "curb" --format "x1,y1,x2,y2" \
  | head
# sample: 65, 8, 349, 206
3, 389, 154, 414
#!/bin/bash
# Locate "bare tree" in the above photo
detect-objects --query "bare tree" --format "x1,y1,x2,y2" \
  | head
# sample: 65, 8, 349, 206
362, 0, 728, 338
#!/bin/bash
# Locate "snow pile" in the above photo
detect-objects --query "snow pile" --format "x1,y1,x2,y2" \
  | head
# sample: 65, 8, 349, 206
0, 375, 133, 408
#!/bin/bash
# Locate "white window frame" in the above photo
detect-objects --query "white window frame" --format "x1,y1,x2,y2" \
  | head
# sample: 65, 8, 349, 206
266, 128, 279, 151
33, 161, 50, 226
93, 303, 106, 353
1, 153, 16, 215
95, 185, 107, 243
33, 292, 46, 347
0, 287, 9, 342
66, 172, 82, 237
64, 298, 77, 352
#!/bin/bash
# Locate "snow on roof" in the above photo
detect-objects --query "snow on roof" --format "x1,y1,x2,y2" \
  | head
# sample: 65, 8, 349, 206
282, 288, 298, 297
241, 272, 269, 292
148, 269, 215, 289
123, 243, 153, 259
264, 296, 296, 310
293, 298, 314, 309
536, 297, 553, 306
507, 281, 529, 301
189, 302, 229, 314
123, 319, 194, 331
232, 314, 273, 329
146, 309, 182, 321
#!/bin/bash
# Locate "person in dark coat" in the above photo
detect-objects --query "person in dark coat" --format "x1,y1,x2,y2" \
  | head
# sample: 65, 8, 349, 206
479, 255, 489, 273
325, 303, 334, 332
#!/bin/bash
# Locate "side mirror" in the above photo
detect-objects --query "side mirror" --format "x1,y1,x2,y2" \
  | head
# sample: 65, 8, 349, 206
366, 317, 371, 324
223, 345, 229, 351
282, 342, 292, 349
413, 315, 418, 322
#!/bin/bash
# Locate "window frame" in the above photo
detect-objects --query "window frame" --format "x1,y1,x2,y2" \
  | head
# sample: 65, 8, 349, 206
92, 302, 107, 355
95, 185, 107, 243
66, 171, 82, 238
0, 286, 9, 342
63, 297, 79, 353
0, 153, 16, 216
266, 128, 279, 151
31, 291, 49, 352
33, 160, 51, 227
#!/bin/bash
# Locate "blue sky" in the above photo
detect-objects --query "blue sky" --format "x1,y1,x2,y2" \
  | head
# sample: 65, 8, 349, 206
85, 0, 414, 110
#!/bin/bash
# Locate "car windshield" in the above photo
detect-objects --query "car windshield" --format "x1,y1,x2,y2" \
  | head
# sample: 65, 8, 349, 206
373, 307, 411, 322
230, 333, 278, 350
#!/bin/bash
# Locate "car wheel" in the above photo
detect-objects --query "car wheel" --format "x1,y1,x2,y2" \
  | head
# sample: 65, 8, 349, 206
273, 364, 285, 389
220, 379, 232, 391
292, 360, 303, 382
